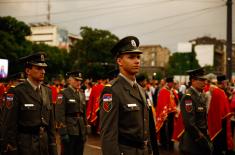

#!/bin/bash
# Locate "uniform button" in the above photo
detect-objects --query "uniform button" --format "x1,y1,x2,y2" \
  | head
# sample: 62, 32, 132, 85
41, 117, 44, 120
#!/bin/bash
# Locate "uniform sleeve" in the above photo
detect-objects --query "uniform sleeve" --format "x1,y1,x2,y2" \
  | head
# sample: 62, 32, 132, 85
180, 94, 203, 140
47, 89, 58, 155
100, 86, 120, 155
5, 89, 19, 149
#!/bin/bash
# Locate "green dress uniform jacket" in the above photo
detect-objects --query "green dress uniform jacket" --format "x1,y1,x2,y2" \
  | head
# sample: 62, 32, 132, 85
100, 75, 152, 155
4, 81, 57, 155
56, 86, 87, 139
55, 86, 87, 155
179, 87, 213, 155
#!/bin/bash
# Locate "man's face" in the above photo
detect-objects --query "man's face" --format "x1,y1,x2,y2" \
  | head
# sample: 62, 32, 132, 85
26, 65, 46, 82
117, 53, 141, 76
192, 78, 206, 91
69, 77, 81, 89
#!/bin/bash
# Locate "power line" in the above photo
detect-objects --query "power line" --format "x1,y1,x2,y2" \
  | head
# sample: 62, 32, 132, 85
0, 0, 106, 3
15, 0, 172, 18
170, 0, 224, 3
140, 12, 225, 37
108, 4, 225, 30
52, 0, 174, 24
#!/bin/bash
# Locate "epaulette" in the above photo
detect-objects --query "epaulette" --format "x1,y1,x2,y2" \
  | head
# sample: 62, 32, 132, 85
185, 93, 191, 96
42, 83, 50, 88
105, 84, 112, 87
110, 76, 119, 85
10, 85, 16, 88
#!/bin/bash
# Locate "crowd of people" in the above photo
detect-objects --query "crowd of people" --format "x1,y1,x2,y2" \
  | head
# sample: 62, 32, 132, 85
0, 36, 235, 155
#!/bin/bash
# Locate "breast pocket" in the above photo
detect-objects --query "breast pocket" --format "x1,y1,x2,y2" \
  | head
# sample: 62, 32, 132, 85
196, 106, 206, 113
20, 103, 37, 111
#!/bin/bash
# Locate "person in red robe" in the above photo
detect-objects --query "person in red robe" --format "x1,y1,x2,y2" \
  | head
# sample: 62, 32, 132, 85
86, 78, 107, 134
155, 77, 177, 151
208, 75, 234, 155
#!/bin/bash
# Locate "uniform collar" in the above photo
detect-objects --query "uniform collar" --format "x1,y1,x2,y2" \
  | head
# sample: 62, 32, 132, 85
69, 85, 77, 93
119, 73, 137, 87
27, 78, 41, 90
191, 86, 201, 96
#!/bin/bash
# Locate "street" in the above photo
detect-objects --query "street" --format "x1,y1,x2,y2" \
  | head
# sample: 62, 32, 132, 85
84, 134, 180, 155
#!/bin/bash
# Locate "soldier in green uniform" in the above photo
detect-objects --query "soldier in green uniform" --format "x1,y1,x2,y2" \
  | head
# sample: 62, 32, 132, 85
0, 72, 25, 155
4, 52, 57, 155
100, 36, 152, 155
55, 71, 87, 155
179, 68, 213, 155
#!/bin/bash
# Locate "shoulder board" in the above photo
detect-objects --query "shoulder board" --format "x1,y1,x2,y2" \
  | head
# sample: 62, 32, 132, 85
105, 84, 112, 87
10, 85, 16, 88
109, 76, 119, 85
185, 93, 191, 96
41, 83, 50, 88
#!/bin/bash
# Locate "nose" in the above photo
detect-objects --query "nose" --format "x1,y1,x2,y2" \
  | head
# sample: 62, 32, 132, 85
41, 68, 45, 74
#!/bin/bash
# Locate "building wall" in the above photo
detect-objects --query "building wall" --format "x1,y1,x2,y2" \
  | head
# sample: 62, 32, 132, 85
26, 24, 58, 46
139, 45, 170, 78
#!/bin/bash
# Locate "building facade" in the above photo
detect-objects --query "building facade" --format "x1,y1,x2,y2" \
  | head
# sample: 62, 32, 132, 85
26, 22, 79, 52
139, 45, 171, 79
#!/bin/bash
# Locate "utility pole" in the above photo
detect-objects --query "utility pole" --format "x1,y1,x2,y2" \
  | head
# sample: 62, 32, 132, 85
226, 0, 233, 80
47, 0, 51, 24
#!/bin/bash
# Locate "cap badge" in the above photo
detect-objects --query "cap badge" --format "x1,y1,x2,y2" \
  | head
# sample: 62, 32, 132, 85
41, 54, 45, 61
131, 40, 136, 47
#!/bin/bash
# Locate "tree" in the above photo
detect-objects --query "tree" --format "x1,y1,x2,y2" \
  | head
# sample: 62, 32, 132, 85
166, 51, 200, 76
69, 26, 119, 80
31, 43, 72, 80
0, 16, 31, 42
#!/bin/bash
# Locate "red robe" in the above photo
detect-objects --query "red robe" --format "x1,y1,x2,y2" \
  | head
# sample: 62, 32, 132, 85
86, 83, 104, 125
155, 87, 177, 132
208, 86, 234, 150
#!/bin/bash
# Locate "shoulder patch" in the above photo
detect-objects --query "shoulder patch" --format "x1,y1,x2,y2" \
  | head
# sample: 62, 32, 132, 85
185, 99, 193, 112
57, 93, 63, 104
102, 94, 112, 112
6, 93, 14, 109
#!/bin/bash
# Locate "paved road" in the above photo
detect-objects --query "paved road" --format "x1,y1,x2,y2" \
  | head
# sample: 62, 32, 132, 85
84, 134, 180, 155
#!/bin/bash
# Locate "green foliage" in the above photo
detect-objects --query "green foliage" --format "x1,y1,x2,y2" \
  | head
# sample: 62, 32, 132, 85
166, 51, 200, 76
69, 26, 119, 80
31, 43, 72, 79
0, 16, 31, 42
0, 16, 70, 80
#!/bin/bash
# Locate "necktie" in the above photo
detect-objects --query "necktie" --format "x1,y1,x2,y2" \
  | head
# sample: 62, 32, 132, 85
133, 83, 140, 97
36, 87, 42, 99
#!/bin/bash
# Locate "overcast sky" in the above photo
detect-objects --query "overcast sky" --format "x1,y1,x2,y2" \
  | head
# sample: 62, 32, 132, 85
0, 0, 234, 52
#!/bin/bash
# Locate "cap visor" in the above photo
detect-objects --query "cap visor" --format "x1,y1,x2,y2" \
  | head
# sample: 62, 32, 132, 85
121, 49, 142, 54
30, 62, 47, 67
74, 77, 83, 81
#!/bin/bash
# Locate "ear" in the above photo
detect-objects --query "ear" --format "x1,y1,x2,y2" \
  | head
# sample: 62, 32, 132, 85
117, 57, 122, 66
25, 68, 30, 75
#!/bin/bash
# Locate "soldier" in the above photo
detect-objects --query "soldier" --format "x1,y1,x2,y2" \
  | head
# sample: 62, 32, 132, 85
55, 71, 87, 155
0, 72, 25, 155
179, 68, 213, 155
100, 36, 152, 155
4, 52, 57, 155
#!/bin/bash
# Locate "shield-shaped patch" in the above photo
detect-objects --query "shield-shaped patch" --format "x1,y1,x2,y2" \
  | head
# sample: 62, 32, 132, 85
6, 93, 14, 109
102, 94, 112, 112
185, 99, 193, 112
57, 94, 63, 104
